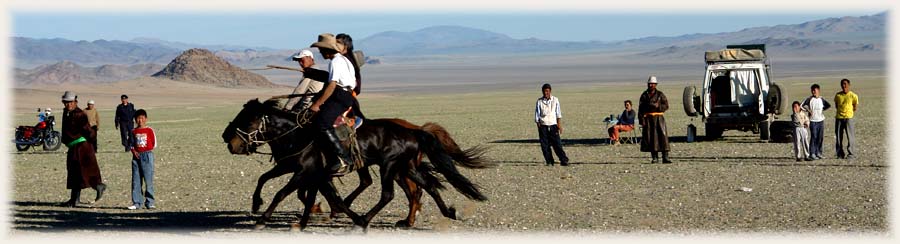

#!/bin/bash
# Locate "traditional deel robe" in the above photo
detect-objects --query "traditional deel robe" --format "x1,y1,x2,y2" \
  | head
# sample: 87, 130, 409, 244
638, 89, 670, 152
62, 107, 103, 189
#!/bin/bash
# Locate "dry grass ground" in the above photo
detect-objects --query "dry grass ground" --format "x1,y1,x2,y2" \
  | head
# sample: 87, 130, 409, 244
8, 66, 887, 237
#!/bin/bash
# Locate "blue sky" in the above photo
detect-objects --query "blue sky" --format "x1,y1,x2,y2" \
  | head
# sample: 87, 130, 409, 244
11, 11, 879, 49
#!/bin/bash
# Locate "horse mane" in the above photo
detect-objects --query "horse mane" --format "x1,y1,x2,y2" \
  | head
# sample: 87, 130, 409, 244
376, 118, 422, 130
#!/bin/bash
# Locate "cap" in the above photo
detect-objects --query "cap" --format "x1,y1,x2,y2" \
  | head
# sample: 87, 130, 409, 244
292, 49, 314, 61
647, 76, 658, 84
121, 94, 128, 99
88, 100, 95, 105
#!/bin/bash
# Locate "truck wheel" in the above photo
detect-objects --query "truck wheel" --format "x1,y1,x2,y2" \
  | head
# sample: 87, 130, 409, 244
759, 120, 771, 140
705, 124, 723, 140
767, 83, 788, 115
683, 86, 698, 116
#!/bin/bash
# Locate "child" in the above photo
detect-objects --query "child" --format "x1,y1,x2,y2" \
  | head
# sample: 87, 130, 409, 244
791, 101, 812, 162
801, 84, 831, 160
128, 109, 157, 210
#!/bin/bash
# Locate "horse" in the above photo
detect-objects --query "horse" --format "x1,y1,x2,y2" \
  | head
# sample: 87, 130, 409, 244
223, 99, 489, 230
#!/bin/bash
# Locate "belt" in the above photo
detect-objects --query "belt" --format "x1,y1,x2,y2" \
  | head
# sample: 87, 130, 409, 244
65, 136, 87, 148
644, 112, 665, 117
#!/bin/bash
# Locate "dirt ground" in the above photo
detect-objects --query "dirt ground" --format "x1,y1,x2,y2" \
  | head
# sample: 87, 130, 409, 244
5, 58, 890, 238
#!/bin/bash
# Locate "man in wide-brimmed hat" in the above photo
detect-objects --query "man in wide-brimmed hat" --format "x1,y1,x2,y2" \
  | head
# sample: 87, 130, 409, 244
307, 33, 358, 176
638, 76, 673, 164
60, 91, 107, 207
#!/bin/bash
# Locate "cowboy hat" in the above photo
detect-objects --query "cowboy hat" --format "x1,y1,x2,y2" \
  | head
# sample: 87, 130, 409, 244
310, 33, 345, 53
61, 91, 77, 102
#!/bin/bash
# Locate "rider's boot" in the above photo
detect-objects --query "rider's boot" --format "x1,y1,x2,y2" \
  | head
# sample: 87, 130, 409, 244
319, 128, 351, 176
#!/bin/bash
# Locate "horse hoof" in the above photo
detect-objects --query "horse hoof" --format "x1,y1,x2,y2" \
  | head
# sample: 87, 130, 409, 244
448, 207, 459, 220
351, 225, 367, 234
254, 224, 266, 230
394, 220, 411, 228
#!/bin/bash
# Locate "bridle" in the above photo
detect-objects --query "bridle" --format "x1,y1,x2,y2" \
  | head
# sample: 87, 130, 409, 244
233, 108, 313, 155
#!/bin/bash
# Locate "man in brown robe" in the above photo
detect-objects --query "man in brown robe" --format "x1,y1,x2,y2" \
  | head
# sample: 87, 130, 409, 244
638, 76, 673, 164
60, 91, 106, 207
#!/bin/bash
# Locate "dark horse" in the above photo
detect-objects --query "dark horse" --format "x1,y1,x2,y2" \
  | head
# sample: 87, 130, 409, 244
222, 99, 489, 230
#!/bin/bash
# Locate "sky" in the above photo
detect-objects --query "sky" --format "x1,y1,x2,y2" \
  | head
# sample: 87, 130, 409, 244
10, 11, 881, 50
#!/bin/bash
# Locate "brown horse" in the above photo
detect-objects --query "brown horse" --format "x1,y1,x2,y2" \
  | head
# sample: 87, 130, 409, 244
223, 99, 489, 230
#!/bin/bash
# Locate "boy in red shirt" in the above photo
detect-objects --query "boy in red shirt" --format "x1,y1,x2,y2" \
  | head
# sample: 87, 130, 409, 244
128, 109, 156, 210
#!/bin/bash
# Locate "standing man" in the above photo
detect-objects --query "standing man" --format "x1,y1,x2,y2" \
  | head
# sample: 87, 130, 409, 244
535, 83, 569, 166
84, 100, 101, 153
59, 91, 106, 207
802, 84, 831, 160
834, 78, 859, 159
639, 76, 673, 164
285, 49, 325, 111
115, 94, 136, 152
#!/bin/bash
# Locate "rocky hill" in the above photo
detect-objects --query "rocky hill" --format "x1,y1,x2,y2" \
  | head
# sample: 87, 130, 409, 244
152, 48, 277, 88
14, 61, 164, 85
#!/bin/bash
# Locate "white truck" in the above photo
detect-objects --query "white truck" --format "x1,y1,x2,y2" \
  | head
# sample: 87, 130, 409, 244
683, 44, 789, 141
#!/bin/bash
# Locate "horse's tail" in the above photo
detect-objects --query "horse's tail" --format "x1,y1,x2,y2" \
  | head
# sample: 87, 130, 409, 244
414, 129, 488, 201
420, 122, 492, 169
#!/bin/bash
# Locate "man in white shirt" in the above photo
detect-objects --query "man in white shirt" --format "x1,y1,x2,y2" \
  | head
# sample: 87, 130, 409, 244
309, 33, 358, 176
535, 83, 569, 166
801, 84, 831, 160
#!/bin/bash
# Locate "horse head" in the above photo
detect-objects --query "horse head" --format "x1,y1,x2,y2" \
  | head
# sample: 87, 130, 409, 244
223, 98, 312, 155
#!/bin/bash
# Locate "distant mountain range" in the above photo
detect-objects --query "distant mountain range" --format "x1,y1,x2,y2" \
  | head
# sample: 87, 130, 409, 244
14, 61, 164, 85
11, 12, 885, 86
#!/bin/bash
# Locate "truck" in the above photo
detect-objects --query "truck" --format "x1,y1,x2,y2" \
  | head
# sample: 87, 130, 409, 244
683, 44, 790, 141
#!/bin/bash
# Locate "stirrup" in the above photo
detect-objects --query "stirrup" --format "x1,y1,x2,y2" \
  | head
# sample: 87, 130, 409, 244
331, 160, 350, 176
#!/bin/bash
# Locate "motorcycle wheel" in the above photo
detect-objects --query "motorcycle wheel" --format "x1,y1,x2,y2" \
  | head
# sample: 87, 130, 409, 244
16, 143, 30, 151
43, 131, 62, 151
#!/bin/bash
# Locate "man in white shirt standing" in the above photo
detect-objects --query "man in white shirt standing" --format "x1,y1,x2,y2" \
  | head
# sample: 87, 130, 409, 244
801, 84, 831, 160
535, 83, 569, 166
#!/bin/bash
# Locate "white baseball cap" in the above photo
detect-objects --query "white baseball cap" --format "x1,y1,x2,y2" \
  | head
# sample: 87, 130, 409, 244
88, 100, 95, 105
291, 49, 314, 60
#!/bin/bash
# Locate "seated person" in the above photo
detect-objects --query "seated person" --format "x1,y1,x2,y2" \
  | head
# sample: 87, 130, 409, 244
608, 100, 636, 144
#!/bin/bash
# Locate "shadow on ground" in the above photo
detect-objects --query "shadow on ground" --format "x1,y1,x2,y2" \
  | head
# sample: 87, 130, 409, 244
12, 201, 422, 233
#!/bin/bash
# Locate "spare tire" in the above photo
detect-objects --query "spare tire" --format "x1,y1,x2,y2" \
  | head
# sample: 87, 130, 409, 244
767, 83, 788, 115
683, 86, 698, 117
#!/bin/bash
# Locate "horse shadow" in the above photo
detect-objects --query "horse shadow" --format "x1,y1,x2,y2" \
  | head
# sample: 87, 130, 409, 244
12, 201, 420, 232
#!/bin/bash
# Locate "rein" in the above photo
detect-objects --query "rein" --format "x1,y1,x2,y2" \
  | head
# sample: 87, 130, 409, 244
235, 106, 314, 156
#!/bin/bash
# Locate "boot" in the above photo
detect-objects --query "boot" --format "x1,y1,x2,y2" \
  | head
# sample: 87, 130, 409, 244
320, 128, 351, 176
650, 152, 659, 164
662, 152, 674, 164
60, 189, 81, 207
94, 183, 106, 201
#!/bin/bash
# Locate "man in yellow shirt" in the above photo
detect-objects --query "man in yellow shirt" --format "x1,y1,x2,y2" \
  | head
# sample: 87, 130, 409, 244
834, 78, 859, 159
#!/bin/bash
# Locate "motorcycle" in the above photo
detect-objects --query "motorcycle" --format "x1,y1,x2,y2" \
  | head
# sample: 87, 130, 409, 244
14, 115, 61, 151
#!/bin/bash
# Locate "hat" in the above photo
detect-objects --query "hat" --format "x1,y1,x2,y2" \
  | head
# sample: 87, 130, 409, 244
45, 108, 52, 112
291, 49, 314, 61
88, 100, 95, 105
310, 33, 345, 53
121, 94, 128, 99
61, 91, 77, 102
647, 76, 658, 84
